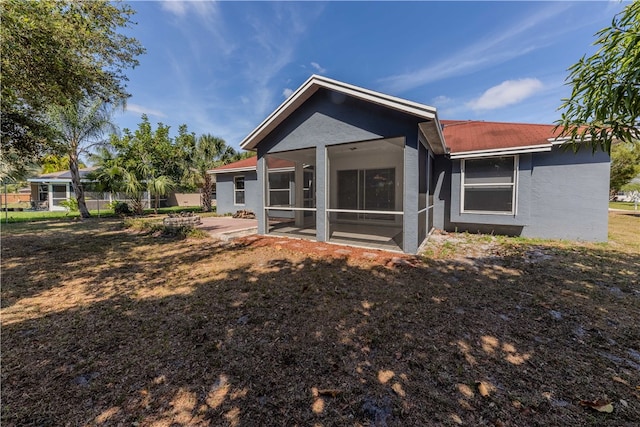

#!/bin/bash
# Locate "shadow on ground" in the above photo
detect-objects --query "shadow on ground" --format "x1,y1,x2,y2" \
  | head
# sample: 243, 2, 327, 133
1, 219, 639, 426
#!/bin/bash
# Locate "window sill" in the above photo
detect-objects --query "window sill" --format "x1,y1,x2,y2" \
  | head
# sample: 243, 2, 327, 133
461, 210, 515, 216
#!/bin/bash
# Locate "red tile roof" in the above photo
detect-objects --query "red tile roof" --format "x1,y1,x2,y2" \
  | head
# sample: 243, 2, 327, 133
208, 157, 257, 173
442, 120, 561, 154
208, 156, 295, 173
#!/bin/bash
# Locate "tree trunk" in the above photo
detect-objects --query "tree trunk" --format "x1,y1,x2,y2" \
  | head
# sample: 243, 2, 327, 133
154, 194, 159, 214
202, 174, 212, 212
69, 152, 90, 218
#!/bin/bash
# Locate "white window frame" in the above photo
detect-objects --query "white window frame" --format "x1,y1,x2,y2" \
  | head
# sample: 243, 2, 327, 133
461, 155, 518, 215
234, 176, 245, 206
267, 171, 292, 207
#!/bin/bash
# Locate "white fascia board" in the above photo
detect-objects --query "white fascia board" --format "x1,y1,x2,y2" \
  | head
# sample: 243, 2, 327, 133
450, 144, 552, 159
207, 166, 256, 175
239, 74, 438, 151
548, 136, 596, 145
267, 167, 295, 173
27, 178, 74, 183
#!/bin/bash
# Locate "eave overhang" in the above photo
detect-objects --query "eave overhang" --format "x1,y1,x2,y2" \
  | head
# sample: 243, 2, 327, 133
449, 143, 553, 159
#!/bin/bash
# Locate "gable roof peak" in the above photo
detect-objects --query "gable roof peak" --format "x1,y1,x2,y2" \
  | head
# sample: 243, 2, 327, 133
239, 75, 443, 152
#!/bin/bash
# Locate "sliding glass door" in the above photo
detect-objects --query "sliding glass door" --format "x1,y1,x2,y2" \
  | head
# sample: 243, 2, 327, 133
337, 168, 395, 221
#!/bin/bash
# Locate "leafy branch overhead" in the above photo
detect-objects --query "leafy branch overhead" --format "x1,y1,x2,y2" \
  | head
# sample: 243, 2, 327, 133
556, 1, 640, 152
0, 0, 145, 157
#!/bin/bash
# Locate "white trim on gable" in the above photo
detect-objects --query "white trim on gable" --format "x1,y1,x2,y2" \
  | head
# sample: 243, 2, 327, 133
208, 166, 256, 174
239, 75, 446, 154
449, 143, 552, 159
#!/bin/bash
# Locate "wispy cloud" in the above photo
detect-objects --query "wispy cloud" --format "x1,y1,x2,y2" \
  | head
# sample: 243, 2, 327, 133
310, 62, 327, 74
239, 3, 325, 119
431, 95, 453, 107
160, 0, 188, 17
126, 103, 167, 118
161, 0, 234, 57
466, 78, 544, 111
149, 2, 326, 148
161, 0, 217, 19
378, 3, 572, 93
282, 88, 294, 98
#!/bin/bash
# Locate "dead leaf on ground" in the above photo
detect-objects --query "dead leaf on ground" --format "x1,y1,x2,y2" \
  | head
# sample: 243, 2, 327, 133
579, 399, 614, 413
476, 381, 492, 397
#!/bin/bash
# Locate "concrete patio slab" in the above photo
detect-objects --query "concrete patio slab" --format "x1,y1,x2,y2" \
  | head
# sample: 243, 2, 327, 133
198, 217, 258, 241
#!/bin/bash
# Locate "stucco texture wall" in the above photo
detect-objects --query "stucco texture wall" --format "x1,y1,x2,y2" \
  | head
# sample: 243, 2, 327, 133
526, 146, 609, 241
439, 146, 610, 242
215, 171, 259, 215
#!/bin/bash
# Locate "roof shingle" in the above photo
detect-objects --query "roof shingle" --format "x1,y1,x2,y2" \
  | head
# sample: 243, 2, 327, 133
441, 120, 560, 154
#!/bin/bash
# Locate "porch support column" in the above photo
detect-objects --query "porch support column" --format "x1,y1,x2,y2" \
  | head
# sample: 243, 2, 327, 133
48, 183, 53, 211
315, 147, 327, 242
294, 162, 304, 227
403, 139, 419, 254
257, 156, 267, 234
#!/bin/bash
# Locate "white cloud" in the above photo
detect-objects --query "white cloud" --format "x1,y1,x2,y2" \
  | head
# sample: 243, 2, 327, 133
282, 88, 294, 98
378, 3, 572, 93
126, 103, 167, 118
310, 62, 327, 74
466, 78, 544, 111
161, 0, 217, 18
161, 1, 188, 17
431, 95, 453, 106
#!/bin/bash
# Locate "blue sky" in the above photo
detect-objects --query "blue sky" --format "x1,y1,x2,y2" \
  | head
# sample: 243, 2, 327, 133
115, 1, 629, 152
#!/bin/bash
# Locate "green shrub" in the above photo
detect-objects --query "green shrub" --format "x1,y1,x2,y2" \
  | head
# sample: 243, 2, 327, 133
59, 198, 79, 213
110, 201, 131, 216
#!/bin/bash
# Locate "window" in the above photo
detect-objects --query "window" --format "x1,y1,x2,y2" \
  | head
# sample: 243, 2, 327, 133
234, 176, 245, 205
51, 184, 68, 207
462, 156, 517, 214
268, 171, 292, 207
337, 168, 395, 220
303, 169, 314, 208
38, 184, 48, 202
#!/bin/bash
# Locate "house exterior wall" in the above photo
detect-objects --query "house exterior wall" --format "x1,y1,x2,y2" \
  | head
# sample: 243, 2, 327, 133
526, 146, 609, 241
438, 146, 610, 241
255, 88, 424, 252
215, 171, 259, 215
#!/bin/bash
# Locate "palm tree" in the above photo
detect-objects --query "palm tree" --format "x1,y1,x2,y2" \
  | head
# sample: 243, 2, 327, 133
147, 175, 174, 214
182, 134, 236, 212
49, 98, 117, 218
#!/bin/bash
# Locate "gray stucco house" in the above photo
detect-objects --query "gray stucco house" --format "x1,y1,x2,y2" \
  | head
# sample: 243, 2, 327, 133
210, 75, 610, 253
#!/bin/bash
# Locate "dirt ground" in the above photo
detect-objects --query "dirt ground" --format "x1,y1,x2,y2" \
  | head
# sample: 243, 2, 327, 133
1, 212, 639, 426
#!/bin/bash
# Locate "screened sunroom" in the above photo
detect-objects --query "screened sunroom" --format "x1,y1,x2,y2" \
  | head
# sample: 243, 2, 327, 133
326, 138, 405, 251
264, 148, 317, 239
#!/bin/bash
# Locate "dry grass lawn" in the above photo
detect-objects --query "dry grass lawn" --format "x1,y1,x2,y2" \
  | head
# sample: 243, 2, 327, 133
1, 212, 639, 426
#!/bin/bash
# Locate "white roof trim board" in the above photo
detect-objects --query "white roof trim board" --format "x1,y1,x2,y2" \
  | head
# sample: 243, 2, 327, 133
208, 166, 256, 175
208, 166, 299, 175
449, 144, 552, 159
239, 75, 446, 153
27, 178, 75, 183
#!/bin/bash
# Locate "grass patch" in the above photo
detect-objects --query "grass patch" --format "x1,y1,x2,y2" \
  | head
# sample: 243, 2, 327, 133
2, 212, 639, 426
609, 201, 638, 211
0, 205, 207, 223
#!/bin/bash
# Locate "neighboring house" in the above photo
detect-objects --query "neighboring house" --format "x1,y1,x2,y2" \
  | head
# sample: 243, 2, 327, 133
27, 168, 110, 211
209, 75, 610, 254
27, 168, 202, 211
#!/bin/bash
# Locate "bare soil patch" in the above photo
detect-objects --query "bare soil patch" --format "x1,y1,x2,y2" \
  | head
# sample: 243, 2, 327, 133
1, 212, 639, 426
